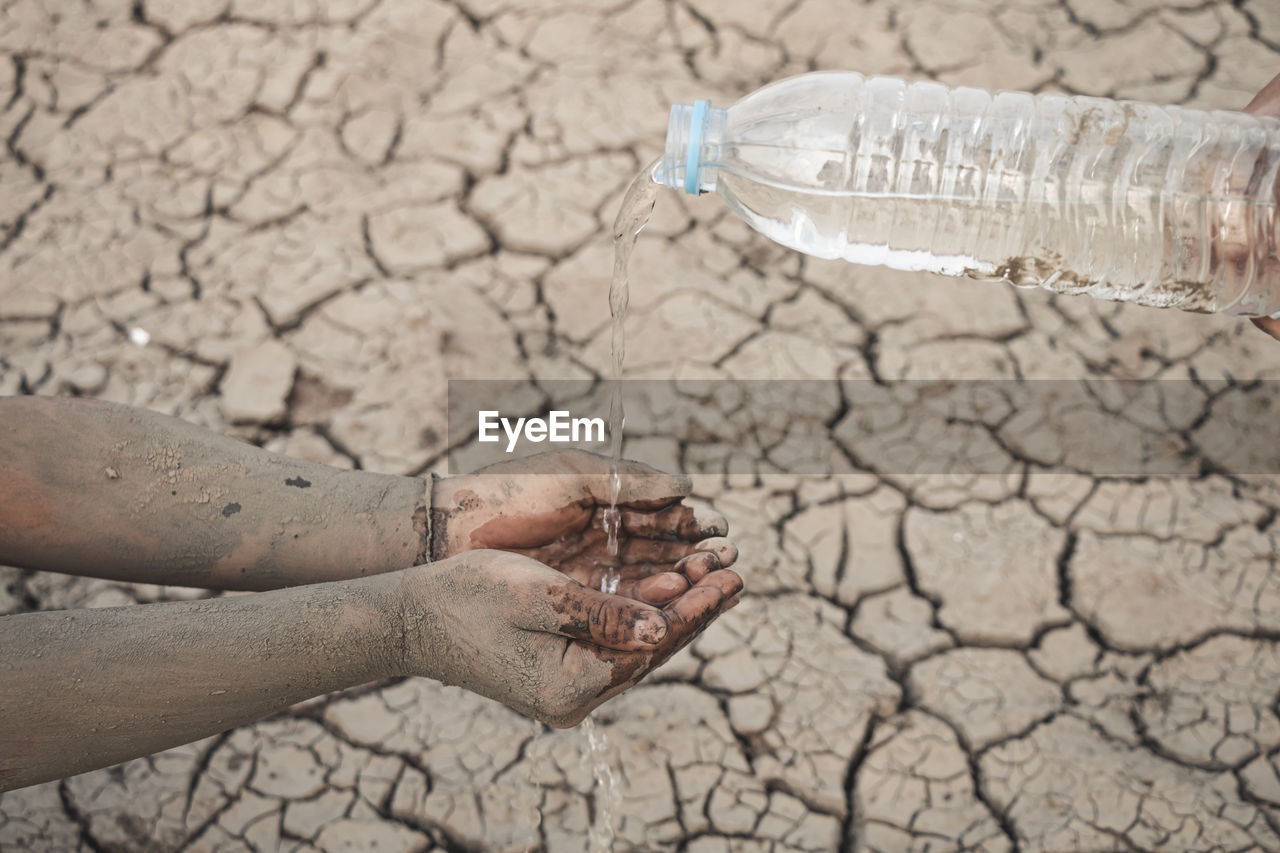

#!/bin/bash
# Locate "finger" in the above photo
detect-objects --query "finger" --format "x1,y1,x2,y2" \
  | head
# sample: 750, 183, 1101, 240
1244, 73, 1280, 117
566, 569, 744, 708
469, 450, 690, 510
658, 569, 744, 653
1253, 316, 1280, 341
1242, 77, 1280, 337
619, 505, 728, 540
539, 581, 670, 651
673, 551, 721, 584
611, 459, 693, 508
668, 570, 743, 621
692, 537, 738, 569
619, 537, 705, 565
624, 571, 690, 605
615, 535, 738, 567
537, 450, 691, 508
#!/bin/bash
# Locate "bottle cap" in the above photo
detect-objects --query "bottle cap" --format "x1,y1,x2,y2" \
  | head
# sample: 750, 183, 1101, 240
661, 100, 725, 195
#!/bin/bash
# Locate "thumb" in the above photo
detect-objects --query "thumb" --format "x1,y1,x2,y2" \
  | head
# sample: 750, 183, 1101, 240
609, 458, 692, 509
530, 579, 671, 651
473, 449, 691, 508
563, 452, 691, 508
1253, 317, 1280, 341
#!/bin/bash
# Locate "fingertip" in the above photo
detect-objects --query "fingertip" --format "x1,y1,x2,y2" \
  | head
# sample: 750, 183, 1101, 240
716, 568, 745, 600
666, 472, 694, 496
1243, 72, 1280, 117
1253, 316, 1280, 341
694, 537, 738, 568
674, 550, 720, 583
635, 610, 669, 645
689, 568, 743, 611
695, 509, 729, 538
665, 585, 724, 624
617, 466, 692, 506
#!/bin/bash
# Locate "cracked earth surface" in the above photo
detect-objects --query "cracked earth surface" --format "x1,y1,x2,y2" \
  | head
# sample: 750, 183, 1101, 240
4, 0, 1280, 850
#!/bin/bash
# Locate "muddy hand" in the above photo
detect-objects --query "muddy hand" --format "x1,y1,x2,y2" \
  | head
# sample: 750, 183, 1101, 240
1244, 72, 1280, 341
430, 449, 737, 604
398, 549, 744, 727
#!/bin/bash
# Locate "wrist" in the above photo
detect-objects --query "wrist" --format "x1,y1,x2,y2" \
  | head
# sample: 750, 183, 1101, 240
426, 472, 446, 561
370, 561, 459, 682
349, 570, 421, 680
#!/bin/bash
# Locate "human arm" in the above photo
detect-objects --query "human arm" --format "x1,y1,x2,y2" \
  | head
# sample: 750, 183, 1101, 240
0, 548, 742, 792
0, 395, 426, 590
0, 567, 404, 790
0, 398, 732, 596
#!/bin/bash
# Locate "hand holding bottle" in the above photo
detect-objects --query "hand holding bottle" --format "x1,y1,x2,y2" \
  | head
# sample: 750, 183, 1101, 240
1246, 72, 1280, 340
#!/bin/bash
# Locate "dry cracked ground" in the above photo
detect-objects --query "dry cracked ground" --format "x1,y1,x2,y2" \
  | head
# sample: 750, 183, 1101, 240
4, 0, 1280, 851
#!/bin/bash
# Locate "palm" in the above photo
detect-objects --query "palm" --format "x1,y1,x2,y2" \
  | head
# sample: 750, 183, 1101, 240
508, 505, 693, 590
431, 451, 734, 604
495, 500, 733, 603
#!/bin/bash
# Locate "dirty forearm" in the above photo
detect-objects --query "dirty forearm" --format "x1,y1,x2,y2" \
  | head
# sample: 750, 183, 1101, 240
0, 571, 404, 791
0, 397, 429, 589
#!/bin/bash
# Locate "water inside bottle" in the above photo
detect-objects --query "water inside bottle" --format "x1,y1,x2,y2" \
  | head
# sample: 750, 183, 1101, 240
600, 158, 662, 594
725, 179, 1245, 313
708, 107, 1280, 317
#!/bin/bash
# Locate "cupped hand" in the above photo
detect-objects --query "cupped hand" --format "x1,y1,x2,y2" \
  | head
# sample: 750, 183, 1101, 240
396, 549, 743, 727
1244, 72, 1280, 341
430, 450, 737, 605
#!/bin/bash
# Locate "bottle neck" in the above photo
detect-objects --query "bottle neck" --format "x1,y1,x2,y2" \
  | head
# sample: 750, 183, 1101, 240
660, 101, 727, 195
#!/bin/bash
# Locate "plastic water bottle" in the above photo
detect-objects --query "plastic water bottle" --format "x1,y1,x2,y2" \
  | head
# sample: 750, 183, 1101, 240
659, 72, 1280, 317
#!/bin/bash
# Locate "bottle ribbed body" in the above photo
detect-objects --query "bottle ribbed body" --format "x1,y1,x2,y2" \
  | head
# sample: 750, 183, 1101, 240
666, 72, 1280, 316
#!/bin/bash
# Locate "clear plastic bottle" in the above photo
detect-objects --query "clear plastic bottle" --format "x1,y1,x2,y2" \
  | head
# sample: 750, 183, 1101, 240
659, 72, 1280, 316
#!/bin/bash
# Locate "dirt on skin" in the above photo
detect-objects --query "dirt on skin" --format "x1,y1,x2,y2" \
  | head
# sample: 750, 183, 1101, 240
0, 544, 739, 789
0, 397, 429, 590
400, 549, 739, 728
0, 572, 405, 790
400, 555, 616, 728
